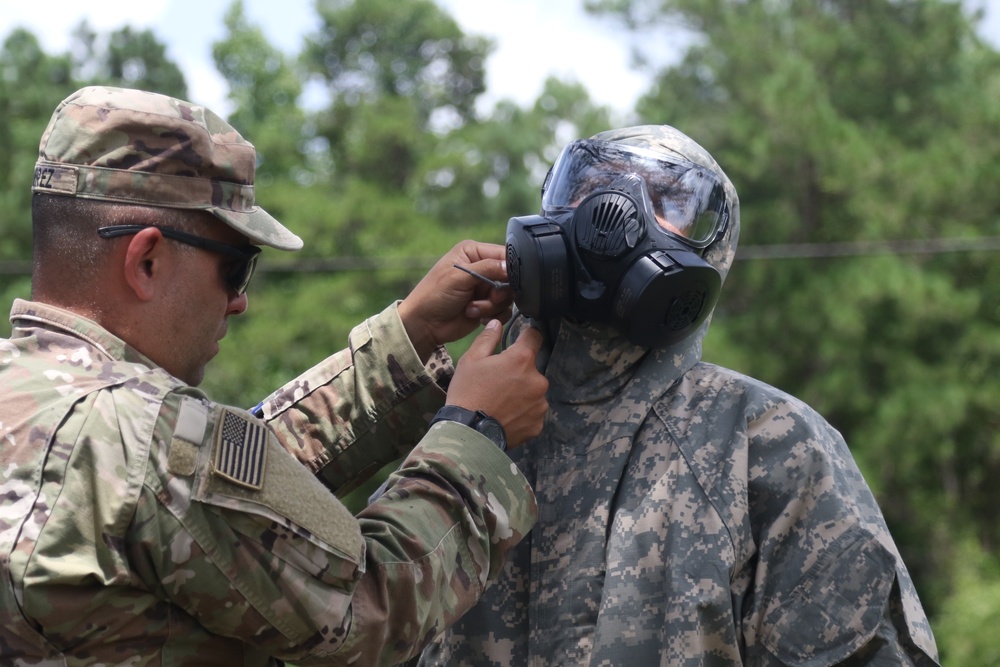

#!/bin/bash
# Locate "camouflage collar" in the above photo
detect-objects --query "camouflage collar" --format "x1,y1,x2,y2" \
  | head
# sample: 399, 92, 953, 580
8, 298, 154, 368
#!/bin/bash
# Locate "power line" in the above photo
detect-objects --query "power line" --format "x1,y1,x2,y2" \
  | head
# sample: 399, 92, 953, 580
1, 236, 997, 277
735, 236, 1000, 260
260, 256, 441, 274
254, 235, 1000, 271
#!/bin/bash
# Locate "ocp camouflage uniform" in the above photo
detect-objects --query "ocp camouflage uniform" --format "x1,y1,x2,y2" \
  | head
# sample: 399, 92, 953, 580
417, 126, 939, 666
0, 299, 535, 666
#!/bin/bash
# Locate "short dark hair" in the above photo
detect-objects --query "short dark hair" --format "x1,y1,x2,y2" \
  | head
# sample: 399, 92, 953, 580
31, 194, 214, 295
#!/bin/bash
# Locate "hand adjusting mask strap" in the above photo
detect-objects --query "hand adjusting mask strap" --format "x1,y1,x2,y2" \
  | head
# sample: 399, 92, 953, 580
505, 139, 730, 348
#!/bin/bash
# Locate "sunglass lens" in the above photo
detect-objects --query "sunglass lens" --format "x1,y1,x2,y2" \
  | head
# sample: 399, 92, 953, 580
227, 254, 258, 294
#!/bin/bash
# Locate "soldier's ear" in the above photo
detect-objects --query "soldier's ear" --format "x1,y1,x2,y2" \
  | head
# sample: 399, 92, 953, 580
122, 227, 168, 302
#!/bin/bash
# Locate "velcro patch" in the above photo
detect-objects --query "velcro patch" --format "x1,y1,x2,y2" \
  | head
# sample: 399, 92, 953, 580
212, 407, 267, 490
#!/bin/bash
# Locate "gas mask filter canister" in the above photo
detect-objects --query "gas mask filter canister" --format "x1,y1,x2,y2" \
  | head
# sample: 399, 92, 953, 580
505, 139, 730, 348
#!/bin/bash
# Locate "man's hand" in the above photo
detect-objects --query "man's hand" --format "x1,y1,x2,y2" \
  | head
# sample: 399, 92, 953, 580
399, 241, 512, 362
446, 320, 548, 449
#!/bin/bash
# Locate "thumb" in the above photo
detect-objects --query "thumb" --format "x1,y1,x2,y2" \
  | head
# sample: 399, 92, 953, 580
510, 324, 544, 355
462, 319, 503, 360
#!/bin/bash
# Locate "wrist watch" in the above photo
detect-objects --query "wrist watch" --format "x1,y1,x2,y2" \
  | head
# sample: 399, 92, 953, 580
430, 405, 508, 451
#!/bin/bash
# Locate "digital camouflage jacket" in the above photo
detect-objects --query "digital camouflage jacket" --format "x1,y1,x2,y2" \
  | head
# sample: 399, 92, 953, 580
417, 125, 939, 667
0, 299, 536, 666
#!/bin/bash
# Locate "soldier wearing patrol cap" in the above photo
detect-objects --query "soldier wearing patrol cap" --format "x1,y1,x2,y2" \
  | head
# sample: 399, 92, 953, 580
417, 125, 940, 666
0, 86, 549, 665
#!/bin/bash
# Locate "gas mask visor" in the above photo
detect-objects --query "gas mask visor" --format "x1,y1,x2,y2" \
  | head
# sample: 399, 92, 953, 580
541, 139, 730, 249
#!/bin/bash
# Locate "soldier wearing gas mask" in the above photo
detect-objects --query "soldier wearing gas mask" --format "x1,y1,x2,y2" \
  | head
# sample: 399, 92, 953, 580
416, 125, 939, 666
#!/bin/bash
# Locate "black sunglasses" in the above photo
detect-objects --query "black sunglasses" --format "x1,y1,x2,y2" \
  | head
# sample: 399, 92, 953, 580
97, 224, 261, 295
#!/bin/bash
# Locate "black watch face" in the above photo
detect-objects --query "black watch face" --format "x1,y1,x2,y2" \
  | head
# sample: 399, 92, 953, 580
477, 418, 507, 450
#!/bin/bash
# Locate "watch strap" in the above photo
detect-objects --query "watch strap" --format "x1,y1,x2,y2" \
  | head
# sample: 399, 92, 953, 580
431, 405, 507, 451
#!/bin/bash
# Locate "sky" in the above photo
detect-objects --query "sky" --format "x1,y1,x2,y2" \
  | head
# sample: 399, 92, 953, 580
0, 0, 668, 119
1, 0, 999, 120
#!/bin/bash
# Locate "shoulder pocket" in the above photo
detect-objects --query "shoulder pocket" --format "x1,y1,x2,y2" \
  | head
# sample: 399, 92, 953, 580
195, 406, 365, 567
761, 529, 894, 667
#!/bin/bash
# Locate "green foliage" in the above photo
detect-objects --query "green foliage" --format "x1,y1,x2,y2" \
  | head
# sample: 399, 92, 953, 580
935, 537, 1000, 666
201, 270, 415, 406
71, 22, 187, 96
304, 0, 492, 123
417, 77, 613, 237
0, 30, 74, 263
213, 1, 312, 181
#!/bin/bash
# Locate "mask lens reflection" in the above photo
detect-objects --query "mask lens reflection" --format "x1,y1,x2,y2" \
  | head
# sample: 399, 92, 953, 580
542, 140, 729, 248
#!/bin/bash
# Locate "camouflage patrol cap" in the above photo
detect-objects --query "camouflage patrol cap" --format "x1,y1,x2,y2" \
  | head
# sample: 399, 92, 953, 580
33, 86, 303, 251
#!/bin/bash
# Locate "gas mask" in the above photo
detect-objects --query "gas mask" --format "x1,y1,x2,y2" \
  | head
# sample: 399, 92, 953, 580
505, 138, 732, 348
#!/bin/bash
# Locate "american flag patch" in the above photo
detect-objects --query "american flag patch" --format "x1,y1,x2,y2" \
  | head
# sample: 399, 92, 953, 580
213, 408, 267, 490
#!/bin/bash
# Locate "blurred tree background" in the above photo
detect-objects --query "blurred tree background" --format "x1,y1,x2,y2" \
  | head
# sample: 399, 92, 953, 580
1, 0, 997, 662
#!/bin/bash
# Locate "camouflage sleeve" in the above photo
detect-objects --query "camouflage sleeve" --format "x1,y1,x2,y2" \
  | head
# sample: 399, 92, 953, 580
256, 301, 452, 495
337, 420, 537, 661
144, 394, 536, 666
742, 393, 939, 665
